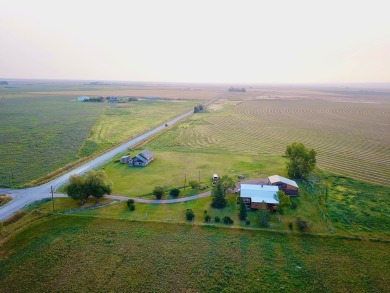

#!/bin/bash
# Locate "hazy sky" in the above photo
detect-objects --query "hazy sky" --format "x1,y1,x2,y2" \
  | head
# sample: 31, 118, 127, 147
1, 0, 389, 83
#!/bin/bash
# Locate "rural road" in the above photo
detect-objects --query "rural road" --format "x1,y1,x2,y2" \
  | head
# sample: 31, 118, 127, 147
0, 95, 221, 221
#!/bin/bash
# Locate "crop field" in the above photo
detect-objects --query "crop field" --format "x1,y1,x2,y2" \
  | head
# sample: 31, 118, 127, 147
0, 95, 104, 187
0, 216, 389, 292
147, 96, 390, 186
0, 81, 209, 186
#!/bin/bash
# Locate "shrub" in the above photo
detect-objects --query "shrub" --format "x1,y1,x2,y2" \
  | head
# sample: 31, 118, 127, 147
169, 188, 180, 198
246, 220, 251, 225
204, 214, 211, 222
186, 209, 195, 221
214, 216, 220, 223
223, 216, 234, 225
128, 204, 135, 211
127, 199, 135, 207
189, 180, 200, 190
292, 202, 298, 209
153, 186, 165, 199
288, 222, 293, 230
296, 217, 310, 232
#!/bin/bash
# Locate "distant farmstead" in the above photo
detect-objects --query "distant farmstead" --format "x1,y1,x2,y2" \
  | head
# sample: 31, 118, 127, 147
239, 184, 279, 209
268, 175, 299, 196
120, 155, 130, 164
129, 150, 154, 167
77, 96, 90, 101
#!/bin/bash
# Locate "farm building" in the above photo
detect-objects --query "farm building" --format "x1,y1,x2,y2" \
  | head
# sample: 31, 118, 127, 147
129, 150, 154, 167
120, 155, 130, 164
268, 175, 299, 196
239, 184, 279, 209
77, 96, 90, 101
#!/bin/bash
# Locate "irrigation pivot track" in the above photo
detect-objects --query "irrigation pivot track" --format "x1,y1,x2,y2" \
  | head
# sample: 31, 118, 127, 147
0, 94, 222, 221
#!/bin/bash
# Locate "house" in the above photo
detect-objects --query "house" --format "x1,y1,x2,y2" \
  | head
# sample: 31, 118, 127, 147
212, 174, 218, 186
120, 155, 130, 164
107, 97, 119, 102
77, 96, 90, 101
267, 175, 299, 196
239, 184, 279, 209
129, 150, 154, 167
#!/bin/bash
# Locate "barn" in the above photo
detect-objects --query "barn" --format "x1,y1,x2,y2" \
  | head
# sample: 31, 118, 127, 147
128, 150, 154, 167
268, 175, 299, 196
239, 184, 279, 210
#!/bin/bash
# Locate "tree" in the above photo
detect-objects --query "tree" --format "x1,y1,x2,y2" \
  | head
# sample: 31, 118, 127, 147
211, 181, 227, 208
275, 190, 292, 215
153, 186, 165, 199
186, 209, 195, 221
127, 199, 135, 211
84, 170, 112, 202
285, 142, 316, 179
219, 175, 236, 194
238, 199, 247, 221
296, 217, 311, 232
64, 170, 112, 204
169, 187, 180, 198
223, 216, 234, 224
258, 202, 270, 227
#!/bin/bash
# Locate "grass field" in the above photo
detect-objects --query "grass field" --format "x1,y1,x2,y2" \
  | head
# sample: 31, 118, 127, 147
0, 215, 389, 292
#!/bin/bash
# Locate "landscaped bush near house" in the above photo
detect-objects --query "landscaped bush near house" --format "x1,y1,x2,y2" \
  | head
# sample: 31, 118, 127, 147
214, 216, 220, 223
223, 216, 234, 225
204, 214, 211, 222
169, 188, 180, 198
127, 199, 135, 206
186, 209, 195, 221
296, 217, 311, 232
129, 204, 135, 211
153, 186, 165, 199
189, 180, 200, 190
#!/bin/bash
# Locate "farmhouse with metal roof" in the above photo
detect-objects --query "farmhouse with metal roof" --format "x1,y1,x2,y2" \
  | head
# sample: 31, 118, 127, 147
239, 184, 279, 209
268, 175, 299, 196
129, 150, 154, 167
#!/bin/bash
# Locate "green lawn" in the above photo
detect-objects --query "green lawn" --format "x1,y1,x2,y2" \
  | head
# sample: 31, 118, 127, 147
0, 215, 388, 292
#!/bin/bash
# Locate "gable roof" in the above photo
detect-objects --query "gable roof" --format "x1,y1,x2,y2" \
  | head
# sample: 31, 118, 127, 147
240, 184, 279, 204
139, 149, 153, 160
268, 175, 298, 188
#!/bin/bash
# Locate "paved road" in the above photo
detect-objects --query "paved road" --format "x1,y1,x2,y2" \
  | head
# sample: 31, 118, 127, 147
0, 95, 221, 221
106, 191, 211, 203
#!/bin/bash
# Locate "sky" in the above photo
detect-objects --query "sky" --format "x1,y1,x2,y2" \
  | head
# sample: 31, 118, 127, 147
0, 0, 389, 84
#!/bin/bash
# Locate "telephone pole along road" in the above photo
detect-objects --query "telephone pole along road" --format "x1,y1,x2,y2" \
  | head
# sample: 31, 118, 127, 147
0, 95, 221, 221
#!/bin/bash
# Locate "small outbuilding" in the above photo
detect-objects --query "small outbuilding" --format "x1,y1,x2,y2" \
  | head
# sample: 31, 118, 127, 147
129, 150, 154, 167
77, 96, 90, 101
120, 155, 130, 164
267, 175, 299, 196
239, 184, 279, 209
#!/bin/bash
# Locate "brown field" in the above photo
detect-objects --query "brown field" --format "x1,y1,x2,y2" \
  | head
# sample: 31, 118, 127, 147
25, 88, 221, 100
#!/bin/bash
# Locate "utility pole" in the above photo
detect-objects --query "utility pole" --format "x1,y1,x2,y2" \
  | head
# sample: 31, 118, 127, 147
51, 186, 55, 212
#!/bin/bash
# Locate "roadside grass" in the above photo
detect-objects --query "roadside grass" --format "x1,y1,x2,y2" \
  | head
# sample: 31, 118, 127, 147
0, 215, 388, 292
0, 195, 12, 207
104, 150, 285, 198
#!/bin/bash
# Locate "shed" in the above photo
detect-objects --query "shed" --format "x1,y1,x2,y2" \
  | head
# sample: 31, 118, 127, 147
120, 155, 130, 164
77, 96, 90, 101
267, 175, 299, 196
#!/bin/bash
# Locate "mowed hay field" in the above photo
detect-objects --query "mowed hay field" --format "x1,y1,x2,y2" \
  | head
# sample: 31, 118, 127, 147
0, 216, 389, 293
148, 95, 390, 186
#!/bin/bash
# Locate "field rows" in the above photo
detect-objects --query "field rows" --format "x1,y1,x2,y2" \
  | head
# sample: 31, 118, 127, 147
149, 99, 390, 186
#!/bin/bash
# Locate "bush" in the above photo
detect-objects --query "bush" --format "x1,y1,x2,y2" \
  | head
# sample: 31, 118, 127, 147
128, 204, 135, 211
288, 222, 293, 230
169, 188, 180, 198
189, 180, 200, 190
296, 217, 310, 232
223, 216, 234, 225
127, 199, 135, 207
245, 220, 251, 225
292, 202, 298, 209
214, 216, 220, 223
186, 209, 195, 221
204, 214, 211, 222
153, 186, 165, 199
